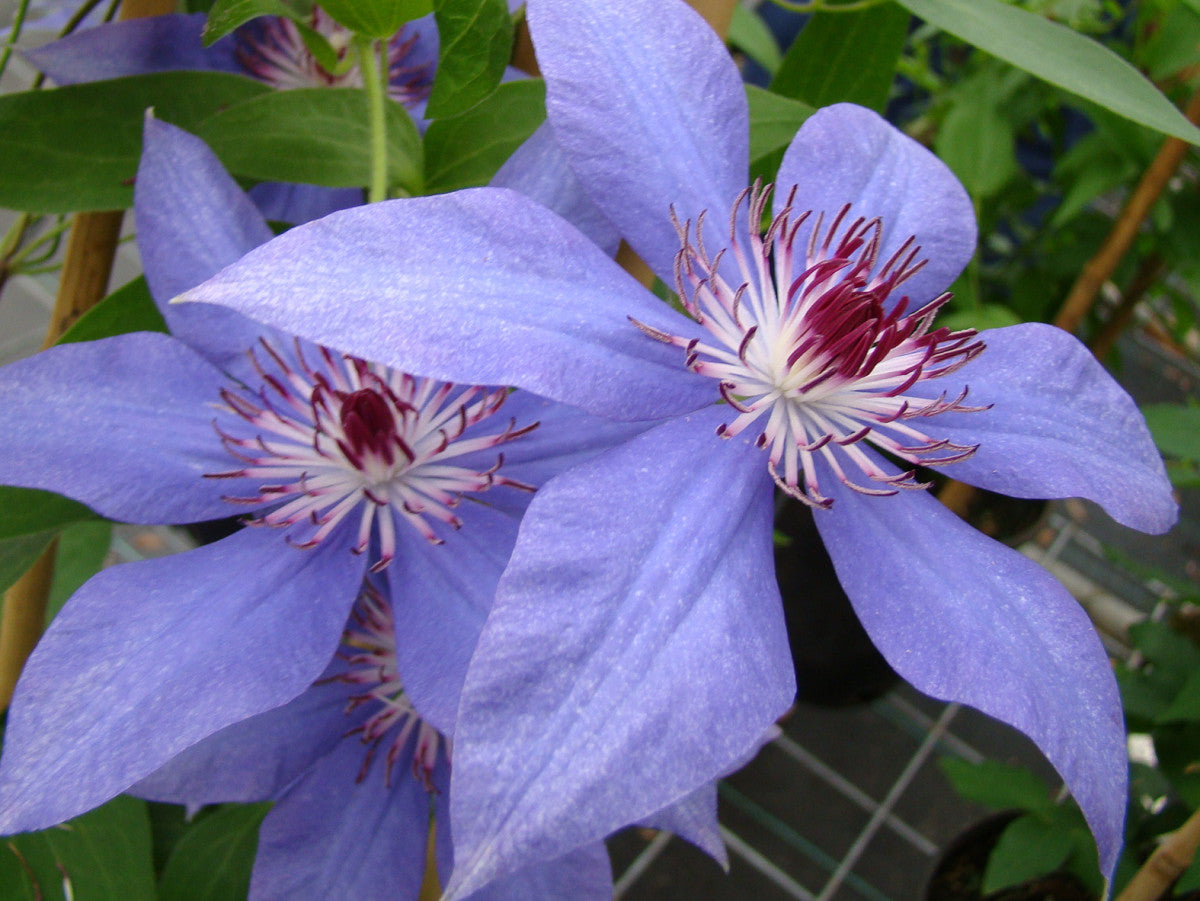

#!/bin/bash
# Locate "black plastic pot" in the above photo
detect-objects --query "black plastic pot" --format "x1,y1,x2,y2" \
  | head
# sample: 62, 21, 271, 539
774, 498, 898, 707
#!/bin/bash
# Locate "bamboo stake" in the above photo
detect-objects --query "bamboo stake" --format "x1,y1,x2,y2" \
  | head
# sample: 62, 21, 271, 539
1116, 804, 1200, 901
1053, 89, 1200, 335
0, 0, 176, 711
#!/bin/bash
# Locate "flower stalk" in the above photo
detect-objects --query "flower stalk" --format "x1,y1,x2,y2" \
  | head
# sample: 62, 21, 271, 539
357, 34, 390, 204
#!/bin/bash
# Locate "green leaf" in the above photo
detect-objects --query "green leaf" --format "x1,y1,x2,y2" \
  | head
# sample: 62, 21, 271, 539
1116, 664, 1173, 727
55, 277, 168, 346
1129, 620, 1200, 686
746, 84, 815, 168
426, 0, 513, 120
202, 0, 298, 43
940, 303, 1022, 333
894, 0, 1200, 145
981, 814, 1074, 894
769, 2, 909, 113
1142, 402, 1200, 463
424, 78, 545, 193
4, 796, 156, 901
318, 0, 431, 37
0, 530, 56, 597
939, 758, 1056, 814
1178, 850, 1200, 893
0, 72, 269, 214
197, 87, 423, 195
1158, 667, 1200, 725
45, 520, 112, 625
0, 487, 95, 542
935, 99, 1017, 198
729, 6, 782, 76
158, 803, 271, 901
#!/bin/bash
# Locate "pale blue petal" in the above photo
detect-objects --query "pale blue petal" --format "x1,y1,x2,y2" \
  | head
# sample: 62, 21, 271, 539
0, 333, 235, 524
247, 182, 363, 226
136, 117, 276, 376
815, 474, 1127, 880
0, 526, 365, 833
776, 104, 976, 307
389, 504, 518, 736
178, 188, 714, 421
490, 122, 620, 257
445, 407, 792, 897
528, 0, 747, 281
911, 323, 1177, 534
434, 763, 613, 900
134, 668, 350, 805
639, 782, 724, 865
24, 14, 238, 84
250, 736, 430, 901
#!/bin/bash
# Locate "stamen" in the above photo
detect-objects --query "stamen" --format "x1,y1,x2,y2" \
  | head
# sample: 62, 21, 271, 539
333, 584, 449, 791
654, 181, 986, 507
209, 339, 537, 566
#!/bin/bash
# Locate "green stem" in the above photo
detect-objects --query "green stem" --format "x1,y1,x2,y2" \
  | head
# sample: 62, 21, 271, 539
357, 35, 389, 204
0, 0, 32, 81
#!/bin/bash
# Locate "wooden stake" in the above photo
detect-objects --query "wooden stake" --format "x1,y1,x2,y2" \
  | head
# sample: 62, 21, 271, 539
1116, 804, 1200, 901
1053, 90, 1200, 335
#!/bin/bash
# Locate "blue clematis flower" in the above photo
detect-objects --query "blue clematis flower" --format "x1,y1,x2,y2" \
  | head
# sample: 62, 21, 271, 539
136, 576, 614, 899
0, 117, 639, 897
175, 0, 1178, 893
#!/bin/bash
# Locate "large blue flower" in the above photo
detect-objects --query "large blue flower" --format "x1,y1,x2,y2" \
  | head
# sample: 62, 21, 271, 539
0, 117, 637, 897
176, 0, 1178, 892
136, 575, 614, 900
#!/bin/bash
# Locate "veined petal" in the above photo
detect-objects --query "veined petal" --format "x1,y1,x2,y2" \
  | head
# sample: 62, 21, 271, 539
776, 103, 976, 306
134, 669, 351, 805
445, 407, 792, 897
0, 526, 365, 833
434, 780, 614, 901
390, 504, 519, 736
23, 14, 238, 84
249, 736, 431, 901
0, 332, 235, 524
247, 181, 364, 226
490, 122, 620, 258
136, 116, 278, 377
471, 391, 653, 505
912, 323, 1177, 534
178, 188, 714, 421
815, 474, 1127, 881
639, 782, 724, 866
528, 0, 748, 281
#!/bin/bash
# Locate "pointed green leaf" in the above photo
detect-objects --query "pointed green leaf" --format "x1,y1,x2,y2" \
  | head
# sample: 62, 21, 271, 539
318, 0, 431, 37
1143, 402, 1200, 462
982, 814, 1075, 894
0, 488, 96, 542
55, 277, 168, 346
746, 85, 814, 165
197, 87, 423, 194
935, 99, 1017, 198
1158, 667, 1200, 725
895, 0, 1200, 144
424, 78, 545, 193
158, 804, 271, 901
939, 758, 1056, 814
729, 6, 782, 76
202, 0, 298, 43
0, 530, 57, 597
44, 520, 112, 625
2, 796, 156, 901
770, 2, 909, 113
426, 0, 513, 120
0, 72, 269, 213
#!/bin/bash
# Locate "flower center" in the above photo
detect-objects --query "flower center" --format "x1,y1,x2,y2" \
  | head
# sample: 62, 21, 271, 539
234, 6, 434, 109
330, 583, 446, 791
633, 183, 988, 508
208, 339, 536, 569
